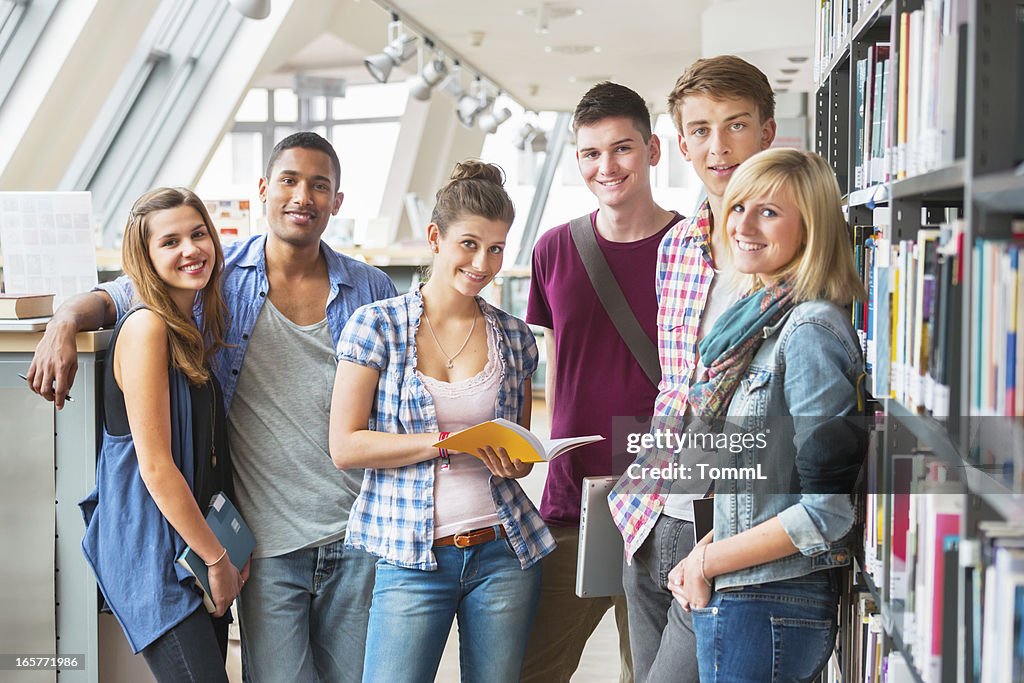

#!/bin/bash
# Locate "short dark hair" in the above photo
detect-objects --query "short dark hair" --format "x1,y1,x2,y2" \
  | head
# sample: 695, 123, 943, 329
264, 132, 341, 191
572, 82, 652, 141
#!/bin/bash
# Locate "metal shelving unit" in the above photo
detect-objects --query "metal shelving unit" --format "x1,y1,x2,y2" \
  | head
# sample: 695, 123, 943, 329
817, 0, 1023, 680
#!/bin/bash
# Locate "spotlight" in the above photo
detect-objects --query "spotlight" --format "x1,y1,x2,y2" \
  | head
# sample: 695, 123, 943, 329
514, 123, 536, 151
529, 129, 549, 153
456, 93, 486, 127
407, 56, 448, 101
439, 64, 465, 101
513, 122, 548, 152
478, 106, 512, 134
364, 17, 417, 83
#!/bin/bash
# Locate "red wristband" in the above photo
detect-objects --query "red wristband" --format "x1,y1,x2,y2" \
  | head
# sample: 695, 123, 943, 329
438, 432, 451, 470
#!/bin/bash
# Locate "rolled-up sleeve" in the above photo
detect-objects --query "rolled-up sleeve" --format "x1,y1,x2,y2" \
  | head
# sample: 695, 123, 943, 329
336, 304, 387, 371
778, 319, 866, 556
94, 276, 135, 319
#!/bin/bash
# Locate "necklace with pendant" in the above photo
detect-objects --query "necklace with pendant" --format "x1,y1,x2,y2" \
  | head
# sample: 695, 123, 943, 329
423, 308, 478, 369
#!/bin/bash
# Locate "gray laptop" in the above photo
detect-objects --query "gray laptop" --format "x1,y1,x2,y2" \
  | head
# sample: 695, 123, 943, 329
575, 476, 624, 598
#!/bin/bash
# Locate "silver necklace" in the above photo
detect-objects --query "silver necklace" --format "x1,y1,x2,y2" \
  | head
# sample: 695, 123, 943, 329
423, 308, 478, 369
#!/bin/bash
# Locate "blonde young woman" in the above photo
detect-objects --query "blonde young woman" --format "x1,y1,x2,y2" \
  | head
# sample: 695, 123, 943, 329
668, 149, 867, 682
330, 161, 553, 683
80, 188, 245, 682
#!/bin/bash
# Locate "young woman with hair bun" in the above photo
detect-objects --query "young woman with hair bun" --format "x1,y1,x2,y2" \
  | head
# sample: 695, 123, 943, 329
330, 160, 553, 682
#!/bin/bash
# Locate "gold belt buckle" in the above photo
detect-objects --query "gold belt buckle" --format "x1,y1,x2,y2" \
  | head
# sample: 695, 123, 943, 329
453, 530, 473, 548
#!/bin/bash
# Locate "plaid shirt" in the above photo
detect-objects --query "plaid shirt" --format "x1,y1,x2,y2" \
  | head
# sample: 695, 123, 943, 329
337, 288, 555, 571
609, 201, 717, 560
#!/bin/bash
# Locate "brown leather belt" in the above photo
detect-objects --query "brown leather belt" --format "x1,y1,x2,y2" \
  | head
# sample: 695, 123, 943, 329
434, 525, 507, 548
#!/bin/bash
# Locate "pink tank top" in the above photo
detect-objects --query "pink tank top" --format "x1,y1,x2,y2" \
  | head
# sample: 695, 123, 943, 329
417, 325, 504, 538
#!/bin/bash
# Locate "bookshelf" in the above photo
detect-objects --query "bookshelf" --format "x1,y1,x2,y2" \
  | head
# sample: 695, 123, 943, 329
816, 0, 1023, 681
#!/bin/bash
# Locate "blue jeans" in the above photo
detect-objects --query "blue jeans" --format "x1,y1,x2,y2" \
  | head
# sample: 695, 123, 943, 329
142, 606, 230, 683
237, 539, 376, 683
692, 571, 839, 683
363, 534, 542, 683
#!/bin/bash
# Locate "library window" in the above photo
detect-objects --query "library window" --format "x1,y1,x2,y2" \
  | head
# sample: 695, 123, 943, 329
197, 82, 409, 239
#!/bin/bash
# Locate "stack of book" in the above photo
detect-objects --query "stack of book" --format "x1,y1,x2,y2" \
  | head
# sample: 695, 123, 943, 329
854, 219, 962, 418
970, 238, 1024, 417
977, 525, 1024, 683
893, 0, 965, 179
0, 293, 53, 332
852, 43, 892, 190
862, 454, 964, 683
815, 0, 852, 83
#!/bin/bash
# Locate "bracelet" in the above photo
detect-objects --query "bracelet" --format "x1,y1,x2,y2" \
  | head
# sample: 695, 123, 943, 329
697, 544, 712, 587
438, 432, 451, 470
205, 548, 228, 567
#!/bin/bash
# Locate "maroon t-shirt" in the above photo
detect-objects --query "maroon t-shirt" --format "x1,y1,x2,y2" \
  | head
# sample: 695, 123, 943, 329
526, 210, 682, 526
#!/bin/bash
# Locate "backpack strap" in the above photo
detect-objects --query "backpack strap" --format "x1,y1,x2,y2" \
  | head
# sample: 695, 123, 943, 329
569, 214, 661, 388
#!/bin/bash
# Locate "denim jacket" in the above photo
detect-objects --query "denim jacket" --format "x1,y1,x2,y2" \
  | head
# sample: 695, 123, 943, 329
712, 300, 866, 591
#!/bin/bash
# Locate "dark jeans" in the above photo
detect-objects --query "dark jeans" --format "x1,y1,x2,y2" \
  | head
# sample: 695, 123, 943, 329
622, 514, 699, 683
693, 571, 840, 682
141, 606, 230, 683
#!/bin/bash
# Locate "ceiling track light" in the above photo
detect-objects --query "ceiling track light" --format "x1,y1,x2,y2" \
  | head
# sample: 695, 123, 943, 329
456, 78, 489, 128
364, 14, 418, 83
439, 61, 465, 101
407, 40, 448, 101
514, 120, 548, 152
478, 105, 512, 134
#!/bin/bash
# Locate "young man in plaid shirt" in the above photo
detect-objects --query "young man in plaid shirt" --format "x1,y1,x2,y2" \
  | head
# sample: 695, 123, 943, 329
608, 56, 777, 682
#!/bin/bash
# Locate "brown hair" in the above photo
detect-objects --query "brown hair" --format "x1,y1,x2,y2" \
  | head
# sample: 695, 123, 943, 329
121, 187, 229, 385
667, 56, 775, 134
572, 81, 652, 142
430, 160, 515, 234
720, 148, 866, 305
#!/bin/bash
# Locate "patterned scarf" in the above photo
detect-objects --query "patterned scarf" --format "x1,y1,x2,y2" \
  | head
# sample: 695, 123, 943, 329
688, 280, 795, 419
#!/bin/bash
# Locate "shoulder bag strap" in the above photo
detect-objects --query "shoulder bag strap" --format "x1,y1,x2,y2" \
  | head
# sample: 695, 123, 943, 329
568, 214, 661, 388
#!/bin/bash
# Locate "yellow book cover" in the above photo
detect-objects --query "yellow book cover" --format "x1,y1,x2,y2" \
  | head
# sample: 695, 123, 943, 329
433, 418, 603, 463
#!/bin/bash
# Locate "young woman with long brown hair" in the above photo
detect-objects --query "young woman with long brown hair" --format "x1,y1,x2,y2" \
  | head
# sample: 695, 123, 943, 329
80, 187, 246, 682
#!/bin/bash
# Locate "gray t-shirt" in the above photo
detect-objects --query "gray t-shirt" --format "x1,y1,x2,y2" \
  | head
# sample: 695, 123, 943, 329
663, 270, 741, 521
228, 299, 362, 558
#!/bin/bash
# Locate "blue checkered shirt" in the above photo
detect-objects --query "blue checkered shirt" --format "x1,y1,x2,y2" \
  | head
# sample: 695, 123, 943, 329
337, 288, 556, 571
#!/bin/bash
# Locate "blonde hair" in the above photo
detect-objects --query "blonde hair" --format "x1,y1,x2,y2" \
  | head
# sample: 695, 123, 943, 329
721, 148, 866, 305
121, 187, 229, 385
668, 55, 776, 134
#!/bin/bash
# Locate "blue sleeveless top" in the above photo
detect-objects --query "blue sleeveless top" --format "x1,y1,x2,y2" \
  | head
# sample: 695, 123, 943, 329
79, 307, 202, 653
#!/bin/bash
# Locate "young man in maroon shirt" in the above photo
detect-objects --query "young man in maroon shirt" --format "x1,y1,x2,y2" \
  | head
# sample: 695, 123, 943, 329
522, 82, 683, 683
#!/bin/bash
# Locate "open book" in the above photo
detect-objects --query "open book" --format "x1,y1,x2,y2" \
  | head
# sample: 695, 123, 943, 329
433, 418, 603, 463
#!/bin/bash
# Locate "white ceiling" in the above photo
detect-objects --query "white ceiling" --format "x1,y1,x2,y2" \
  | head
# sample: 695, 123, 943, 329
265, 0, 817, 114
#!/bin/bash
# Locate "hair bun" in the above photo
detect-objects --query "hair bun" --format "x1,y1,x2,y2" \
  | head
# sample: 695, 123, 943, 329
450, 159, 505, 186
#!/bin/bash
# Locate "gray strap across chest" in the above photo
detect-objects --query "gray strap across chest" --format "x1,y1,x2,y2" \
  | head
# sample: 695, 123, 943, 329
568, 214, 661, 388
